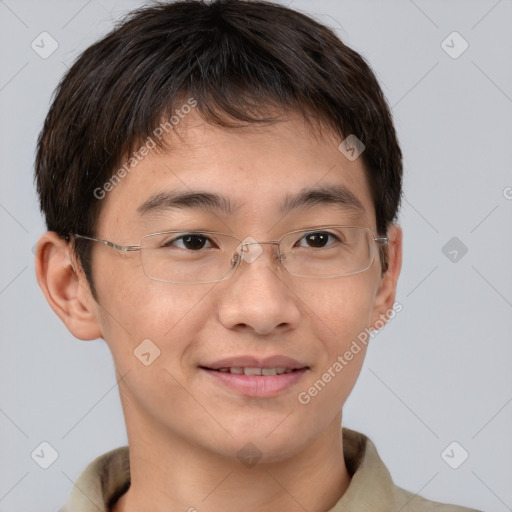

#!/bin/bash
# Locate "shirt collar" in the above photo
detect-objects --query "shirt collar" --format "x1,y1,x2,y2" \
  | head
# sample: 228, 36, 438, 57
60, 428, 395, 512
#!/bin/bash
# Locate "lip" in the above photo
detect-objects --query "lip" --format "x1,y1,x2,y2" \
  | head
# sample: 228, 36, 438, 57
201, 367, 309, 397
199, 355, 310, 398
202, 355, 308, 371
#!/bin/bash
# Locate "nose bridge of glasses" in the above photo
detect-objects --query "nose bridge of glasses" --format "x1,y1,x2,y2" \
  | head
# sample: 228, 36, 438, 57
234, 237, 282, 265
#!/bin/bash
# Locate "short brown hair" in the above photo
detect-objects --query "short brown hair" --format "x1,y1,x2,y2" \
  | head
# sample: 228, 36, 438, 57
35, 0, 402, 297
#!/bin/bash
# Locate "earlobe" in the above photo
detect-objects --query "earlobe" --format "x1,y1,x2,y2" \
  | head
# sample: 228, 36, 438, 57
35, 232, 102, 341
370, 224, 403, 330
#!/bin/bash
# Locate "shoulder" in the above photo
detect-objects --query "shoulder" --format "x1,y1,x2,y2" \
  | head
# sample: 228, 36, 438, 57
334, 428, 482, 512
59, 446, 130, 512
391, 483, 482, 512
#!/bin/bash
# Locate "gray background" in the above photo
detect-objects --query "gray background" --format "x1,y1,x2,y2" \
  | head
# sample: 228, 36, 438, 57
1, 0, 511, 510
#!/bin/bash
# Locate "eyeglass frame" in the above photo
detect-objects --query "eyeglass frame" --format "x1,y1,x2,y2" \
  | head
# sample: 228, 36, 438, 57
70, 226, 389, 284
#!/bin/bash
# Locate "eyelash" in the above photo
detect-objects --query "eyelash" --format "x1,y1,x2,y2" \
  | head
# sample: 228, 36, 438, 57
161, 231, 344, 250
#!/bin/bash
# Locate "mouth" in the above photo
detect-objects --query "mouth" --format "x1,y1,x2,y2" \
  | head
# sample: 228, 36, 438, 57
200, 366, 305, 375
199, 361, 310, 397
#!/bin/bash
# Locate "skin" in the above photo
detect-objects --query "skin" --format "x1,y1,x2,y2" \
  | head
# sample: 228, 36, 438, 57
35, 108, 402, 512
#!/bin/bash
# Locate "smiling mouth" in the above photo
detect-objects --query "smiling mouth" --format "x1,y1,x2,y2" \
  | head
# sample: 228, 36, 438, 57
199, 365, 309, 397
201, 366, 307, 376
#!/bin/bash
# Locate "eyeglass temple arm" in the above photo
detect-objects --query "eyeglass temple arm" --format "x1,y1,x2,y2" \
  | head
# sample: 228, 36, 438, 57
374, 236, 389, 245
72, 234, 141, 253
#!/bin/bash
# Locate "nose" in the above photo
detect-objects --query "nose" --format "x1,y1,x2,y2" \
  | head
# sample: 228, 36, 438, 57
217, 241, 301, 336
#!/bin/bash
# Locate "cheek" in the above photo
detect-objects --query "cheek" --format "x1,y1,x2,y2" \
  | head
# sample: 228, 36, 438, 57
93, 262, 215, 368
291, 275, 375, 411
293, 273, 376, 352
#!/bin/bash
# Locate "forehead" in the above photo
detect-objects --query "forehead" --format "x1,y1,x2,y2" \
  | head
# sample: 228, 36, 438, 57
97, 109, 376, 235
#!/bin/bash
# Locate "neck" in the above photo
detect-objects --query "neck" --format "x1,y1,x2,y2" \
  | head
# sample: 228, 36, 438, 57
112, 411, 350, 512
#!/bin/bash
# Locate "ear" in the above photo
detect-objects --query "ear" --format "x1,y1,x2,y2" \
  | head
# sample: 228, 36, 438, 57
35, 232, 102, 341
370, 223, 402, 330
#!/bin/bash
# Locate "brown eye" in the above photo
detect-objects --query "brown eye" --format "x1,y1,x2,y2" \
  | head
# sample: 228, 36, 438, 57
305, 233, 329, 248
162, 234, 213, 250
296, 231, 338, 249
181, 234, 208, 250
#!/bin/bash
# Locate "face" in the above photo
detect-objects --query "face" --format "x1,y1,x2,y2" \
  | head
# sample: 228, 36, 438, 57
64, 109, 401, 462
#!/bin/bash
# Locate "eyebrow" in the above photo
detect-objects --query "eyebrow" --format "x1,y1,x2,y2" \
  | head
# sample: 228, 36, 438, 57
280, 184, 365, 215
136, 184, 365, 217
137, 191, 235, 216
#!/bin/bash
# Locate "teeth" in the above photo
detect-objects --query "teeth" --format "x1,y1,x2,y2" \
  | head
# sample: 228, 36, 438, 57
244, 367, 261, 375
216, 367, 295, 375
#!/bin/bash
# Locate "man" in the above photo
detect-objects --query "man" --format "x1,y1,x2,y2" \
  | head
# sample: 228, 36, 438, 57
34, 0, 480, 510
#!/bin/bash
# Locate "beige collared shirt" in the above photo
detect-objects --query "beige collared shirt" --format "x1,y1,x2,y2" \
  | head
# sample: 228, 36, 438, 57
60, 428, 480, 512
